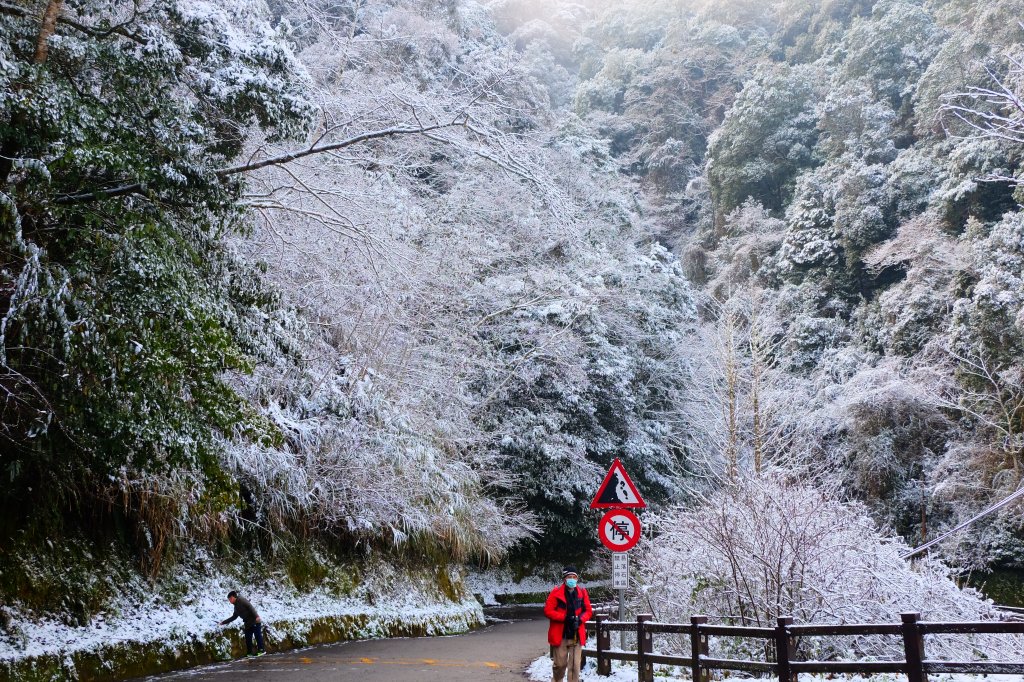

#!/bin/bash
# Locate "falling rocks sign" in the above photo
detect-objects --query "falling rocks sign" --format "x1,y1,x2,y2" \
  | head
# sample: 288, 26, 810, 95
589, 458, 647, 509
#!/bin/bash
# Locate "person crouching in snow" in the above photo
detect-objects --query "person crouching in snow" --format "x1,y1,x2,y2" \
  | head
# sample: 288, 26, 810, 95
544, 566, 592, 682
220, 591, 266, 657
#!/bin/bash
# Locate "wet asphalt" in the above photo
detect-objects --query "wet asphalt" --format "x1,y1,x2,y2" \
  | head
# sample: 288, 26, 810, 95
144, 618, 549, 681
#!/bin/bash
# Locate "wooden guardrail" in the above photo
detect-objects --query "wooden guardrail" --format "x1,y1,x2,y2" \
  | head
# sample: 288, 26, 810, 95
581, 612, 1024, 681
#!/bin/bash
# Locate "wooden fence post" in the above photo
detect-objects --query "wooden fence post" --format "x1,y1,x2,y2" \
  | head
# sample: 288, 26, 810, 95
775, 616, 794, 682
637, 614, 653, 682
901, 612, 927, 682
596, 614, 610, 676
690, 615, 708, 682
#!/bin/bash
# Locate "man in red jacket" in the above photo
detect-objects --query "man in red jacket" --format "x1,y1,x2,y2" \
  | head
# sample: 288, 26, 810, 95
543, 566, 593, 682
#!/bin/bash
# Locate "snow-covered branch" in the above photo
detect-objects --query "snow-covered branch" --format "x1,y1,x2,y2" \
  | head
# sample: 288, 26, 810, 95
218, 120, 468, 176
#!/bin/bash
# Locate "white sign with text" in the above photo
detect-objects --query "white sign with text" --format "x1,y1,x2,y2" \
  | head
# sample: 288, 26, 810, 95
612, 551, 629, 590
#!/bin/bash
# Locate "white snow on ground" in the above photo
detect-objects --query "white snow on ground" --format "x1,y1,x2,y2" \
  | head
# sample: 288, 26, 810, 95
465, 565, 610, 605
526, 654, 633, 681
465, 567, 559, 605
525, 656, 1023, 682
0, 558, 481, 664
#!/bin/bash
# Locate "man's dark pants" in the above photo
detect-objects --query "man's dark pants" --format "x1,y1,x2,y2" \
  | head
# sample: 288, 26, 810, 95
244, 623, 265, 654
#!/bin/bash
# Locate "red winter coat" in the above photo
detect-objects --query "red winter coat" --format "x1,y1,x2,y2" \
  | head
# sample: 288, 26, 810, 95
544, 583, 593, 646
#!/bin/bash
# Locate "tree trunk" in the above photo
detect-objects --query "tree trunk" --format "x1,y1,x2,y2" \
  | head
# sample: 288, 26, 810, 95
0, 0, 64, 184
34, 0, 64, 64
725, 324, 738, 481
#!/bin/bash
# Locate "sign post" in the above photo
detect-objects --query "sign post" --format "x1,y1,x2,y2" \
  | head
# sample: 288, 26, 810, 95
591, 459, 646, 650
612, 552, 629, 643
598, 509, 640, 647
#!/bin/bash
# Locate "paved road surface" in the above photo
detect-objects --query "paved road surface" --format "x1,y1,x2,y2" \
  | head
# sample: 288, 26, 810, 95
146, 619, 548, 681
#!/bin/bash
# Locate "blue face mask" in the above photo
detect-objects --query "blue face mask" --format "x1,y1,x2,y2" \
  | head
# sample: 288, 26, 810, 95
565, 578, 578, 589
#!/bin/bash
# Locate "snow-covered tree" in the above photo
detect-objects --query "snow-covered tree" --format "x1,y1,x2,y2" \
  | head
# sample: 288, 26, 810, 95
707, 63, 821, 216
0, 0, 312, 561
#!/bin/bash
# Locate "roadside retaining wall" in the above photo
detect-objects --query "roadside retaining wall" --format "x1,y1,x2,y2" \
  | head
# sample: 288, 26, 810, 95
1, 601, 484, 682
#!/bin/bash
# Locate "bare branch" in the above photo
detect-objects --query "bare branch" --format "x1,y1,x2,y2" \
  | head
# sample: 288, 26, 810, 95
216, 120, 467, 177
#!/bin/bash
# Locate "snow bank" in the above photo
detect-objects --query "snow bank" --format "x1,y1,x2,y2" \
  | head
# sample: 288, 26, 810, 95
465, 564, 611, 606
0, 557, 482, 681
465, 566, 563, 606
526, 654, 633, 681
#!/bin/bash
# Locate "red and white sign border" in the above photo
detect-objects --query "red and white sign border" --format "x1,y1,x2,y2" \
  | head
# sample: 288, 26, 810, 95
598, 509, 641, 552
590, 458, 647, 509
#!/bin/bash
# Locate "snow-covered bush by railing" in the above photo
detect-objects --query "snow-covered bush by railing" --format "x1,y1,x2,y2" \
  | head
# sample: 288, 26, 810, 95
635, 475, 1023, 661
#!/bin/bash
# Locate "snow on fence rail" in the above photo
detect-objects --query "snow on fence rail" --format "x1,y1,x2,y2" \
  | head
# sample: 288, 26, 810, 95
581, 612, 1024, 682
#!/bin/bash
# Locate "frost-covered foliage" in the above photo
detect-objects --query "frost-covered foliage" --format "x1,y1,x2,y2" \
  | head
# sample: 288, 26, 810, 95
636, 476, 1022, 661
228, 0, 699, 562
11, 0, 1024, 641
707, 63, 822, 215
548, 0, 1024, 571
473, 239, 695, 556
0, 0, 549, 580
0, 0, 312, 557
0, 0, 703, 606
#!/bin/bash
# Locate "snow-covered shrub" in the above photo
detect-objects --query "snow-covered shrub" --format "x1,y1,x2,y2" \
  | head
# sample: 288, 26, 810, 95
636, 475, 1018, 661
836, 0, 943, 114
222, 353, 535, 561
816, 357, 951, 531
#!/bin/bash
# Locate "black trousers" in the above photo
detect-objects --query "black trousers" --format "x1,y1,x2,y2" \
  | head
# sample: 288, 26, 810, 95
243, 622, 265, 654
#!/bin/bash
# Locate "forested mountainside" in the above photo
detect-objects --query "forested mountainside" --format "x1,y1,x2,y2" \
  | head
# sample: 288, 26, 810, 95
2, 0, 1024, 635
529, 0, 1024, 571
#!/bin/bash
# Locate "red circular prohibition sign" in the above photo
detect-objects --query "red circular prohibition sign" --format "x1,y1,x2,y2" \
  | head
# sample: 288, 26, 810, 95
598, 509, 641, 552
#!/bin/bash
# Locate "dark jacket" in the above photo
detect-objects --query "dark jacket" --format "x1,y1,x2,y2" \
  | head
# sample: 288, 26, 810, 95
221, 596, 260, 627
544, 583, 592, 646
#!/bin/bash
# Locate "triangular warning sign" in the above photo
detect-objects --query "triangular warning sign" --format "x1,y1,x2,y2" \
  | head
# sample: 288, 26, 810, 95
590, 458, 646, 509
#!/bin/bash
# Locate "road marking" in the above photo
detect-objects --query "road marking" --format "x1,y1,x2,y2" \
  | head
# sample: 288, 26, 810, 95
262, 656, 503, 668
